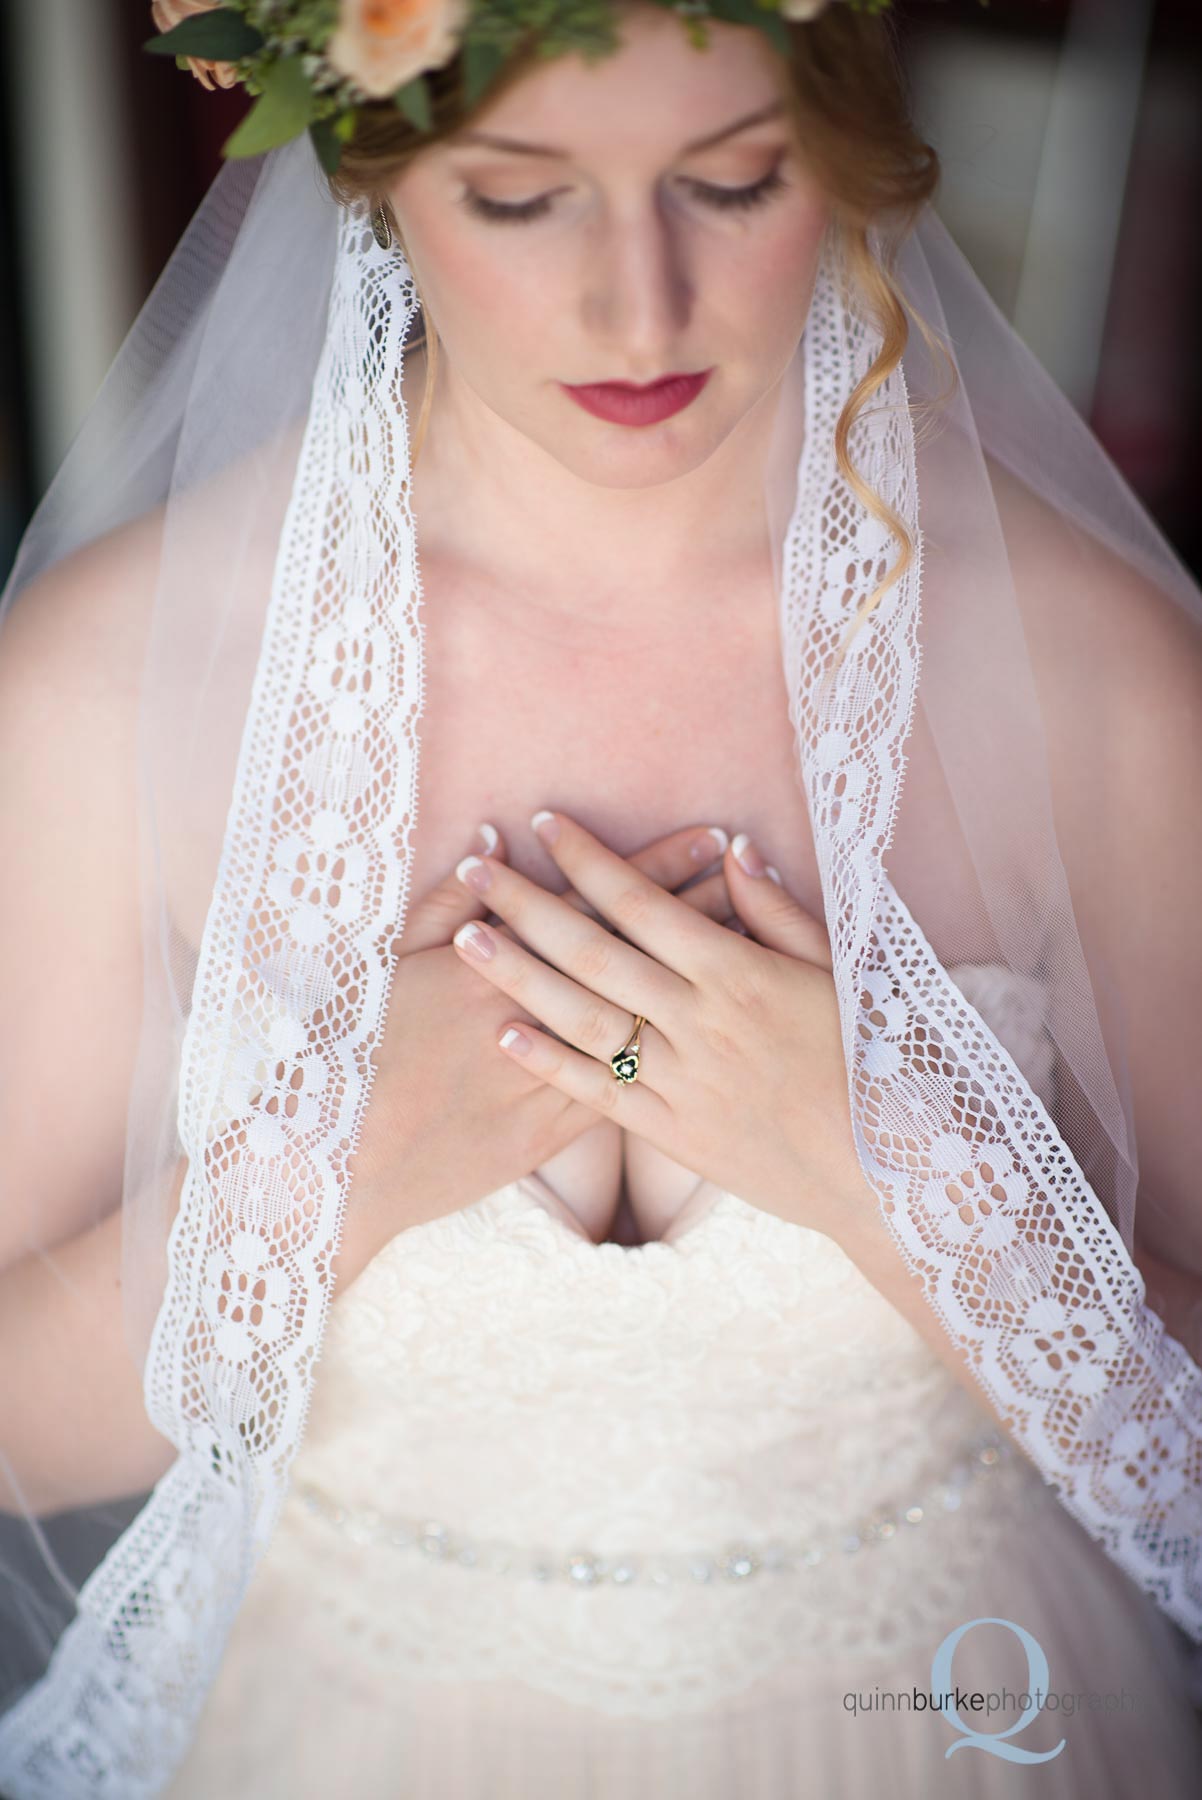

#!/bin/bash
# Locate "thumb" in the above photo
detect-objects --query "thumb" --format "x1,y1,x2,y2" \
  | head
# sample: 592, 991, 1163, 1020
726, 834, 833, 970
391, 822, 509, 957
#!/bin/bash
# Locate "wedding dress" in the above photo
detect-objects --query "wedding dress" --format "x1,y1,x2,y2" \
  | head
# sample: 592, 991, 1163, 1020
5, 132, 1202, 1795
165, 961, 1202, 1798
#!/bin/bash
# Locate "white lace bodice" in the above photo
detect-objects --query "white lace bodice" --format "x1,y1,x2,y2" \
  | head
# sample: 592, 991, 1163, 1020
234, 961, 1059, 1718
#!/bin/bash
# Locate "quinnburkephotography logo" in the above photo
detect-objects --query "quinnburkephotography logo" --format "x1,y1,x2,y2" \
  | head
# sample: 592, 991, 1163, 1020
842, 1616, 1142, 1764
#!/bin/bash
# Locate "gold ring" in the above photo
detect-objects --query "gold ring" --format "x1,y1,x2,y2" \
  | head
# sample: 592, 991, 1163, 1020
610, 1014, 647, 1084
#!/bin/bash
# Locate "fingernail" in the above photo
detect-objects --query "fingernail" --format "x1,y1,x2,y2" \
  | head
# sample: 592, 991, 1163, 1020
453, 921, 495, 959
499, 1026, 531, 1055
475, 822, 499, 855
732, 832, 767, 877
531, 810, 560, 846
691, 826, 729, 863
765, 864, 783, 885
455, 855, 492, 893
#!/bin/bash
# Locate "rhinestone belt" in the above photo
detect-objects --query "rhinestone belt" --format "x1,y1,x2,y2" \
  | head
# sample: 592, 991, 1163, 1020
294, 1429, 1022, 1589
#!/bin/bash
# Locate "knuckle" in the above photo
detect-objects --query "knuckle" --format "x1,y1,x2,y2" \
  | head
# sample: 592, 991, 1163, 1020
426, 883, 468, 921
726, 960, 769, 1020
612, 878, 656, 933
590, 1072, 621, 1117
698, 957, 766, 1056
574, 931, 614, 988
576, 996, 613, 1050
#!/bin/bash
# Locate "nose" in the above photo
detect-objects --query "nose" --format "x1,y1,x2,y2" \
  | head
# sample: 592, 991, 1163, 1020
582, 195, 695, 372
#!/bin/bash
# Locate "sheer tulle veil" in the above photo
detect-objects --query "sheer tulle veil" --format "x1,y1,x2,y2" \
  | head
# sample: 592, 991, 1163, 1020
0, 111, 1200, 1794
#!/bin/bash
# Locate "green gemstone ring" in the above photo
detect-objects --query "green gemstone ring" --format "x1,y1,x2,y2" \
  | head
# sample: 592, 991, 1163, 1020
610, 1015, 647, 1084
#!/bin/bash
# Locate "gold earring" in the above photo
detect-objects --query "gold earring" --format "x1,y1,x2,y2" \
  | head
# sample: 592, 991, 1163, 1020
371, 203, 394, 252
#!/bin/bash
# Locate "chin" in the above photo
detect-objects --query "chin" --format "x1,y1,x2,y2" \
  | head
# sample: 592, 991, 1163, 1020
539, 403, 749, 492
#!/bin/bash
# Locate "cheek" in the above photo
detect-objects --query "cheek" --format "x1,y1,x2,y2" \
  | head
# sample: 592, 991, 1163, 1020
408, 229, 548, 373
717, 199, 829, 348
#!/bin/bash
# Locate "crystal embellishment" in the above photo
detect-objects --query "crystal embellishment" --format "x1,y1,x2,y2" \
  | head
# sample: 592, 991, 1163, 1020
294, 1429, 1026, 1588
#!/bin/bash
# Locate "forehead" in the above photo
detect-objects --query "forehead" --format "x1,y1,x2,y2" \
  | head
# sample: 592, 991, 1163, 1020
444, 10, 794, 162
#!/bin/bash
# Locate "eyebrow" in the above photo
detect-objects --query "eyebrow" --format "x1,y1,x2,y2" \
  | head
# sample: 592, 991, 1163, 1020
454, 99, 789, 160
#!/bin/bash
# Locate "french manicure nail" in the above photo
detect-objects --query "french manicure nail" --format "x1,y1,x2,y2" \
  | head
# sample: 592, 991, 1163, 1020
531, 810, 560, 845
454, 921, 495, 959
476, 822, 499, 855
692, 826, 729, 862
455, 855, 491, 893
732, 832, 767, 877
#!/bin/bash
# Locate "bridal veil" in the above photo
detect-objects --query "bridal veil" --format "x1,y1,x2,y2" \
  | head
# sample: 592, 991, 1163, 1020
0, 107, 1199, 1794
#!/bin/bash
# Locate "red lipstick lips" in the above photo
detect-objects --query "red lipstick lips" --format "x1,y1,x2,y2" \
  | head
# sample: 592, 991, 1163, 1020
561, 368, 713, 426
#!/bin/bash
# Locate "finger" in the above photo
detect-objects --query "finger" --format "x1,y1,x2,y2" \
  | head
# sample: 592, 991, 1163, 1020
533, 825, 730, 928
669, 868, 733, 923
454, 845, 688, 1025
624, 824, 730, 892
528, 811, 724, 979
492, 839, 735, 941
725, 835, 833, 970
492, 1016, 672, 1134
493, 874, 738, 944
393, 823, 509, 957
450, 911, 676, 1083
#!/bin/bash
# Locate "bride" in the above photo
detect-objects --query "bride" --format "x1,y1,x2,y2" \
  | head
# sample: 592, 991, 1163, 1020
0, 1, 1200, 1794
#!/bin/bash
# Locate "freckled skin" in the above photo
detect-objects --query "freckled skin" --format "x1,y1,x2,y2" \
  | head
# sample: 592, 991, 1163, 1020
376, 9, 831, 1241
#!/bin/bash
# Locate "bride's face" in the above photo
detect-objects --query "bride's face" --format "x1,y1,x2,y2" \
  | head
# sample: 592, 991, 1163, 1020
385, 5, 828, 489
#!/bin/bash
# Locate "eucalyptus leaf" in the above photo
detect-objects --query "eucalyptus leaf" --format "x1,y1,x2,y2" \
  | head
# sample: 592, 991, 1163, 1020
142, 10, 263, 60
223, 57, 317, 159
461, 38, 509, 111
308, 120, 343, 175
394, 77, 432, 133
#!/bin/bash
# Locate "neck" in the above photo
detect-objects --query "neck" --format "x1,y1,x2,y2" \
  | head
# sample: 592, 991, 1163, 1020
405, 349, 797, 620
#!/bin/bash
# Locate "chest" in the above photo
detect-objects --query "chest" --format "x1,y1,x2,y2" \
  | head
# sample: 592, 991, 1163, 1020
167, 571, 826, 1249
405, 572, 823, 1245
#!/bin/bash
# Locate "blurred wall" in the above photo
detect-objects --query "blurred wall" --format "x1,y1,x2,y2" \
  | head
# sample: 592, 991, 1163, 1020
2, 0, 141, 501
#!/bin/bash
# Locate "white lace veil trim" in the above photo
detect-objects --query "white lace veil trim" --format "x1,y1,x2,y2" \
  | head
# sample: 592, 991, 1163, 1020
0, 131, 1199, 1793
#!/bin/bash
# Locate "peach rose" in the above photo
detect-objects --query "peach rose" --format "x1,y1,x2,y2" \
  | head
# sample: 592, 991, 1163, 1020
326, 0, 472, 99
150, 0, 241, 93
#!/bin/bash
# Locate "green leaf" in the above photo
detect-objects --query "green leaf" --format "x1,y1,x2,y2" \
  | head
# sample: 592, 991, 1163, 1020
394, 76, 432, 133
460, 38, 508, 112
142, 10, 263, 60
333, 109, 359, 144
308, 119, 343, 175
222, 57, 317, 159
754, 10, 791, 55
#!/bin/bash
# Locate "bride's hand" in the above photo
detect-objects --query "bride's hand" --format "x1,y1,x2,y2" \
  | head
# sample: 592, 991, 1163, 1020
483, 821, 745, 948
450, 810, 870, 1247
337, 820, 748, 1285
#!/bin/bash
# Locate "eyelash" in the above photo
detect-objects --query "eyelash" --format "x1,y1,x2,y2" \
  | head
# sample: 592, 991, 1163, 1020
459, 165, 789, 225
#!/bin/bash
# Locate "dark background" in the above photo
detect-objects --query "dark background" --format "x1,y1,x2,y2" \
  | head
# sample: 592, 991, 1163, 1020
1, 0, 1200, 582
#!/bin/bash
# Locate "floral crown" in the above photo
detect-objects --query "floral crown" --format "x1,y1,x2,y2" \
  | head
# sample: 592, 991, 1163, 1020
145, 0, 900, 174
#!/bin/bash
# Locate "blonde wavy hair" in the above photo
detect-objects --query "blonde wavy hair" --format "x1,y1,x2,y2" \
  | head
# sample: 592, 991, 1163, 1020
326, 3, 956, 673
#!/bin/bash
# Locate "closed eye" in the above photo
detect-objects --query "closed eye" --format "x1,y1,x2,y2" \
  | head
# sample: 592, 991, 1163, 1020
457, 188, 563, 224
685, 167, 790, 212
458, 165, 790, 225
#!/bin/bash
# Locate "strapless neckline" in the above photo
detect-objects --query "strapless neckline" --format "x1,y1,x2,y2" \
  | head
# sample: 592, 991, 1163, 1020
360, 1168, 819, 1274
342, 958, 1054, 1285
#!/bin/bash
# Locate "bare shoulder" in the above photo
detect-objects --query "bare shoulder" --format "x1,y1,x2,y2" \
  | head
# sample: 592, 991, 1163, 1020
0, 430, 298, 1265
0, 515, 165, 1267
0, 506, 164, 706
983, 450, 1201, 695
